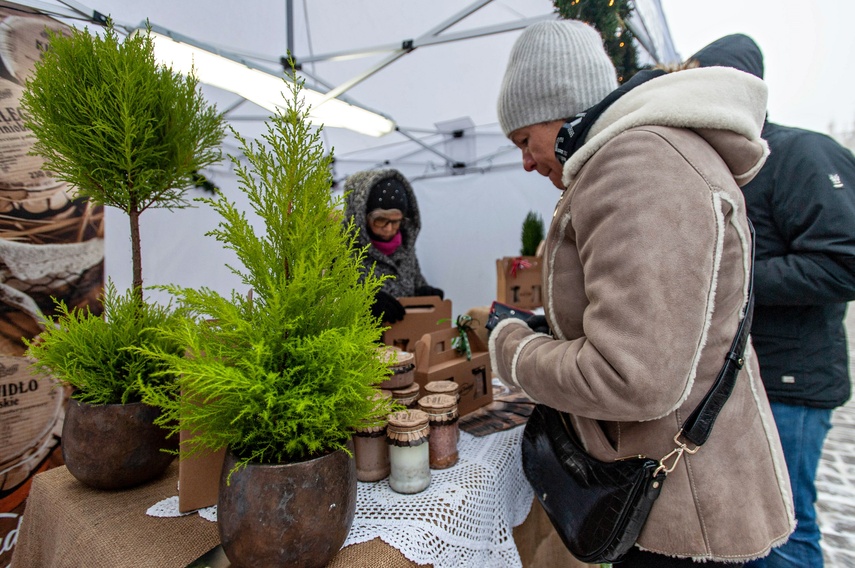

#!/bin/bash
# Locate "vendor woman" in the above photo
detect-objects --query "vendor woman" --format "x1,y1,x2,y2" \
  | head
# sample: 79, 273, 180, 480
343, 168, 443, 323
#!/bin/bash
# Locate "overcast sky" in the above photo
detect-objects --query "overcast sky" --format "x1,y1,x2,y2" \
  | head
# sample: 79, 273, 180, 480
659, 0, 854, 136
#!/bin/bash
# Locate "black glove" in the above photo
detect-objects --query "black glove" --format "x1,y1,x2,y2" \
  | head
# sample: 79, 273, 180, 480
526, 315, 551, 335
415, 285, 444, 300
372, 290, 406, 323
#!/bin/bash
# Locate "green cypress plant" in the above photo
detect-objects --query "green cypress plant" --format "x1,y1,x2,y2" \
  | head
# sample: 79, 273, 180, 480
137, 73, 395, 475
521, 211, 544, 257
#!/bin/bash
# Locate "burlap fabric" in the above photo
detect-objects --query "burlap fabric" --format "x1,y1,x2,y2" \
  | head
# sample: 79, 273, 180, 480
11, 461, 590, 568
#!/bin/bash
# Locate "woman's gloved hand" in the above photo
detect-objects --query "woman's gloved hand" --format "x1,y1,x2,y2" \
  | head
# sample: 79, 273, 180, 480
526, 315, 551, 335
415, 285, 444, 300
372, 290, 406, 323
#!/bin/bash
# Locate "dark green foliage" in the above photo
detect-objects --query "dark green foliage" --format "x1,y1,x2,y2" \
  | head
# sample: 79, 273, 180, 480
553, 0, 640, 83
21, 21, 225, 294
521, 211, 545, 256
24, 282, 184, 405
138, 75, 395, 475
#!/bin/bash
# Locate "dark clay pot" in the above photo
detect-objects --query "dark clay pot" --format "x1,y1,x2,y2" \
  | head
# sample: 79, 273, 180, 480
218, 443, 357, 568
62, 399, 176, 490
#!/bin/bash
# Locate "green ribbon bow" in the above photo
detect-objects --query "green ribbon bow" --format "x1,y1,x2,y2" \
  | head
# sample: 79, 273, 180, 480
452, 314, 476, 361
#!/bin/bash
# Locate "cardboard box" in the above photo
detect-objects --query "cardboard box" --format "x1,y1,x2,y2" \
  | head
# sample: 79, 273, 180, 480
177, 433, 226, 513
177, 387, 226, 513
382, 295, 452, 352
496, 256, 543, 310
413, 327, 493, 416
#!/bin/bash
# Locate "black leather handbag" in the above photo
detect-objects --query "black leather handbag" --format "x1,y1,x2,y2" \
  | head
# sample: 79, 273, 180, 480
521, 223, 756, 564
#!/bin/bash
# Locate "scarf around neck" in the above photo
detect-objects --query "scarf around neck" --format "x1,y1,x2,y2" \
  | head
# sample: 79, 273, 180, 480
555, 68, 667, 165
371, 230, 402, 256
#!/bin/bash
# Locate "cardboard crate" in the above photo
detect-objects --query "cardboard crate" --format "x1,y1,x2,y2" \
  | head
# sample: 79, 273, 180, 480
382, 295, 452, 352
413, 327, 493, 416
496, 256, 543, 310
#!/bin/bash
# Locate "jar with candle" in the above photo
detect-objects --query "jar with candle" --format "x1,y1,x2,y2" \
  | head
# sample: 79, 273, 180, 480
388, 382, 420, 408
353, 390, 392, 482
417, 394, 459, 469
386, 409, 431, 494
424, 380, 459, 403
377, 346, 415, 390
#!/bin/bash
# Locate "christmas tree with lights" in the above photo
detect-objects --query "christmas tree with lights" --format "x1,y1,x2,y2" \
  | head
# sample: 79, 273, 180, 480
553, 0, 640, 83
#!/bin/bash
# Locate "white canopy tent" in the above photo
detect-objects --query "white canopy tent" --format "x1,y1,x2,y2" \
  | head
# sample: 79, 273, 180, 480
7, 0, 679, 314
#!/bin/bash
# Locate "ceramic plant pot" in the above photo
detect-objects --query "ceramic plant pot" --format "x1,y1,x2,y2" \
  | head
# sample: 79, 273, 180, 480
218, 442, 357, 568
61, 399, 176, 490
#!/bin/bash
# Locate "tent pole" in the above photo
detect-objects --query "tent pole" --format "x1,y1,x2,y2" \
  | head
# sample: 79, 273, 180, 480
395, 128, 462, 168
285, 0, 294, 59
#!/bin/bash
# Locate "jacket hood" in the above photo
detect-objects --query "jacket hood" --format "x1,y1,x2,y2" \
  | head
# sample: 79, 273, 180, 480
688, 33, 764, 79
562, 66, 769, 187
342, 168, 421, 250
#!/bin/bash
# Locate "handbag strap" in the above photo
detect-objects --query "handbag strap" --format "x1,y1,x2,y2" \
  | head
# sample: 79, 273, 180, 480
655, 220, 756, 474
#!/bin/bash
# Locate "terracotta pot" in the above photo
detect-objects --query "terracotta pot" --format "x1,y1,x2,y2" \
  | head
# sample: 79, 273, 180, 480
62, 399, 176, 490
218, 443, 356, 568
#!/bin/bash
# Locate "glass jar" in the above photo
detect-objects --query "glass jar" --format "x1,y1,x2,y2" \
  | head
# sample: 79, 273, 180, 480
386, 409, 431, 494
353, 390, 392, 482
417, 394, 459, 469
388, 382, 420, 408
353, 423, 390, 482
423, 380, 459, 403
377, 346, 415, 390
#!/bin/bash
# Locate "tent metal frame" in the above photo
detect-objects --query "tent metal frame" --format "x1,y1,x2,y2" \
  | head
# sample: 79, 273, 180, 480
8, 0, 675, 177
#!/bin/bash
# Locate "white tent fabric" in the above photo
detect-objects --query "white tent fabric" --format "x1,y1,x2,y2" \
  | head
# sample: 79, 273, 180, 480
11, 0, 679, 314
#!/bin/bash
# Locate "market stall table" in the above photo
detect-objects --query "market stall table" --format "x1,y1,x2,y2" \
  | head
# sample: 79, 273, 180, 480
10, 427, 587, 568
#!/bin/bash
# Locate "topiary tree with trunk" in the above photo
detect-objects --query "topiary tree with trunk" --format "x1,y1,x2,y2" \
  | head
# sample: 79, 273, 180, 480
21, 21, 226, 304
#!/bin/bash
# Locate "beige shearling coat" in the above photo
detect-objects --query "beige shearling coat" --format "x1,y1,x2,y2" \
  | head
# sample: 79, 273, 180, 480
489, 67, 795, 562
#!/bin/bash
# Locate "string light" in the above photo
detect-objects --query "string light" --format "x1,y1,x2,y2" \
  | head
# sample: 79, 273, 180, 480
553, 0, 640, 85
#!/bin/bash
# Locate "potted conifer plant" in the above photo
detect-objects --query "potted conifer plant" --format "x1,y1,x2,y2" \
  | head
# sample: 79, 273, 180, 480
20, 21, 225, 489
137, 74, 395, 568
520, 210, 544, 257
496, 210, 545, 309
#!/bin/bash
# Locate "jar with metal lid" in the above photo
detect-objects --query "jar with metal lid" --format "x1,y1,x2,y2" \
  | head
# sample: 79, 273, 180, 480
353, 390, 393, 482
388, 382, 420, 408
423, 380, 459, 402
386, 409, 431, 494
417, 394, 459, 469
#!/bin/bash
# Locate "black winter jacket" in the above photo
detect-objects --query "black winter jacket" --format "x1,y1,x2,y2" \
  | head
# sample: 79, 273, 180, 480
694, 35, 855, 408
742, 122, 855, 407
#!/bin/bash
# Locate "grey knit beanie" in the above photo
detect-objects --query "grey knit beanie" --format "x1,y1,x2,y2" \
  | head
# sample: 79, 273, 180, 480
497, 19, 618, 137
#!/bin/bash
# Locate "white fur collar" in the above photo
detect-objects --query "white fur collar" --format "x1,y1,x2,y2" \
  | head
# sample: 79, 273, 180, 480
562, 67, 768, 186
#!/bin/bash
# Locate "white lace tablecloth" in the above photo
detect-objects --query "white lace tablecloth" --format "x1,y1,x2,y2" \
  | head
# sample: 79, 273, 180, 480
148, 427, 534, 568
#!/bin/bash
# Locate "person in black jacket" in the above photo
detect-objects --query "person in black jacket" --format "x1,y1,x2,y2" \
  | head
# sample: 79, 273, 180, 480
692, 34, 855, 568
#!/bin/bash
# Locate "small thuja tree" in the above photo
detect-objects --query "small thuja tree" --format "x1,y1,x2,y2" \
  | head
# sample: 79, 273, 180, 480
21, 21, 225, 301
521, 211, 545, 257
139, 74, 394, 474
